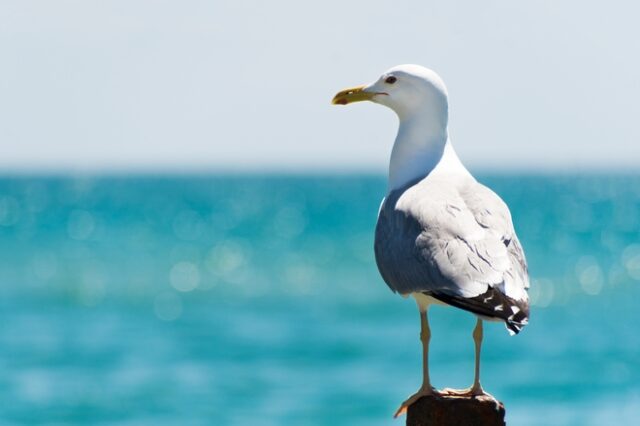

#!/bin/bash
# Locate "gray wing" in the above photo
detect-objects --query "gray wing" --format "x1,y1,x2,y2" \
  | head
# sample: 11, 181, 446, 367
374, 176, 530, 334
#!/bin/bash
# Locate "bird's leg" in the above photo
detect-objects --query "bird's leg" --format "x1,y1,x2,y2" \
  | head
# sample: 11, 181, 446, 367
442, 318, 488, 397
393, 308, 439, 418
420, 310, 434, 393
470, 318, 485, 395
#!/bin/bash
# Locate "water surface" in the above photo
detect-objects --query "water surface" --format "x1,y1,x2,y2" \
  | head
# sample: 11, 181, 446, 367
0, 174, 638, 425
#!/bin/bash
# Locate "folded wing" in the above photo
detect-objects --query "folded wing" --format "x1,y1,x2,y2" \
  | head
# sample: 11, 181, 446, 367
374, 176, 530, 334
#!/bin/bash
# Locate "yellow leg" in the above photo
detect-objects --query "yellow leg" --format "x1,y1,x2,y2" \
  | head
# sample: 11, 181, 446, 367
420, 310, 432, 390
470, 318, 484, 395
394, 307, 439, 418
442, 318, 487, 397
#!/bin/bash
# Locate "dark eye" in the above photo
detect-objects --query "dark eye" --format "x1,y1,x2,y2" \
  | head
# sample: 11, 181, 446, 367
385, 76, 397, 84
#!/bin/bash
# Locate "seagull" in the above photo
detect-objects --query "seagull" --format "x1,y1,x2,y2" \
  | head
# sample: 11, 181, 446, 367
332, 65, 530, 418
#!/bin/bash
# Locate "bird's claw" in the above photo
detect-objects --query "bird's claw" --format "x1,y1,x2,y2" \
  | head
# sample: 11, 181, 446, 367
441, 385, 490, 398
393, 387, 440, 418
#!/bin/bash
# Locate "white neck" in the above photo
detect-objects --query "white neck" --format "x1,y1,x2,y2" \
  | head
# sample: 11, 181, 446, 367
387, 117, 470, 192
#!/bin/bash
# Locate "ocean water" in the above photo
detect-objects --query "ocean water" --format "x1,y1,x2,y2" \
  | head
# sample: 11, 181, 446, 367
0, 174, 639, 425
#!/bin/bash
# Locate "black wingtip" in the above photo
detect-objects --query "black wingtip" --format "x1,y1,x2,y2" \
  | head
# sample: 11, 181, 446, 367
507, 321, 524, 335
506, 311, 529, 335
428, 288, 530, 336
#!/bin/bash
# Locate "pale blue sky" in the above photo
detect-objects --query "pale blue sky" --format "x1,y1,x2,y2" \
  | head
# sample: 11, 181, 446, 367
1, 1, 638, 172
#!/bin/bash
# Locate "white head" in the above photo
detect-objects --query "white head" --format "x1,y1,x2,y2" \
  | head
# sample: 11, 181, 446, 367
332, 64, 449, 128
333, 65, 466, 191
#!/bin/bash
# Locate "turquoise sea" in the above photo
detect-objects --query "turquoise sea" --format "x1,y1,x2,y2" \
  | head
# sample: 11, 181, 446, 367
0, 174, 639, 425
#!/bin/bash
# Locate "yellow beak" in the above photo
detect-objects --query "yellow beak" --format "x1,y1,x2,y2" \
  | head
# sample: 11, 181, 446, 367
331, 85, 375, 105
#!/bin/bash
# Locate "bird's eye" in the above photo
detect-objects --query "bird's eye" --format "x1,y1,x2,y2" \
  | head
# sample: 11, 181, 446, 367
385, 76, 397, 84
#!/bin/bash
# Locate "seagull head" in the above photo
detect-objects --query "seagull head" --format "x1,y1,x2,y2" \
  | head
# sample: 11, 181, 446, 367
332, 64, 449, 123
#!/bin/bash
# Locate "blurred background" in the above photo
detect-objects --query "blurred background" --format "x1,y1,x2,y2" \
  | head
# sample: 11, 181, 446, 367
1, 1, 639, 425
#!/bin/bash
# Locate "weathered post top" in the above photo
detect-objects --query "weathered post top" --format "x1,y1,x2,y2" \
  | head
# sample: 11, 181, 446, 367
406, 394, 506, 426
